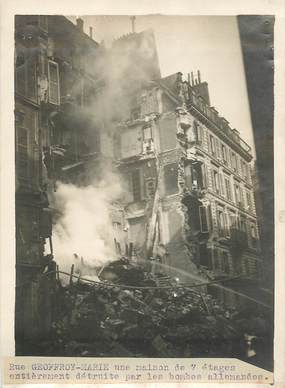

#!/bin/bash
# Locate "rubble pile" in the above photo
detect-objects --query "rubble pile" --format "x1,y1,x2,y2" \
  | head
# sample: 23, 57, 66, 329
39, 258, 253, 358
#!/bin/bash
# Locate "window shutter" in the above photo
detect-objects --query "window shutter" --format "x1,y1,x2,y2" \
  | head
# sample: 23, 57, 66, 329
26, 56, 37, 100
48, 61, 60, 105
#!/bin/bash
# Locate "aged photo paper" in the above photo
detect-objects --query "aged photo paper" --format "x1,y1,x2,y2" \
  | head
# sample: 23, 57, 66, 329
1, 0, 285, 386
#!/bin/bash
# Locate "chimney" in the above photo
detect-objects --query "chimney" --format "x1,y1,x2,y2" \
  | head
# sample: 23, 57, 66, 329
197, 70, 201, 83
76, 17, 84, 32
130, 16, 136, 33
89, 26, 93, 39
177, 72, 183, 82
191, 72, 194, 86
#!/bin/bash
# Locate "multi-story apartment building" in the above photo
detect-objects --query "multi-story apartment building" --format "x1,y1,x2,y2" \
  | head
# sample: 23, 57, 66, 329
14, 15, 106, 350
115, 71, 262, 306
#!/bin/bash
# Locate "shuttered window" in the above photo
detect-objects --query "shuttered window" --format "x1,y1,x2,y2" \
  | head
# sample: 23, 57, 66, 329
15, 53, 37, 101
194, 121, 203, 144
199, 205, 209, 233
48, 60, 60, 105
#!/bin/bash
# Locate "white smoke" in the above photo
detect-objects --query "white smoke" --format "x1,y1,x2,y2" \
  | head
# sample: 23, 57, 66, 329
49, 27, 159, 277
52, 171, 123, 273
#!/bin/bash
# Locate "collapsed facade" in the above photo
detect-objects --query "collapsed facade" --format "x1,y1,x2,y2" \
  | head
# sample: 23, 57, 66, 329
14, 15, 262, 350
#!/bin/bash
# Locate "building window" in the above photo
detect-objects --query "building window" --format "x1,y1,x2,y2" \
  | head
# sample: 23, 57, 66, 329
246, 164, 251, 183
16, 127, 29, 179
189, 163, 207, 191
224, 176, 232, 201
142, 125, 154, 153
194, 121, 203, 144
209, 135, 216, 156
143, 125, 152, 140
246, 190, 252, 211
217, 209, 227, 237
236, 156, 241, 175
231, 152, 237, 172
229, 211, 237, 231
221, 144, 228, 165
199, 205, 209, 233
234, 182, 243, 207
241, 160, 247, 180
212, 169, 220, 194
164, 163, 178, 196
239, 216, 247, 234
131, 169, 142, 202
15, 51, 37, 101
250, 223, 258, 248
221, 251, 230, 274
48, 60, 60, 105
240, 186, 244, 208
219, 173, 225, 197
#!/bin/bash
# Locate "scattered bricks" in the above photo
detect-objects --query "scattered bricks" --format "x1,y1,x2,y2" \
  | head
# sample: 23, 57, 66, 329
46, 258, 251, 358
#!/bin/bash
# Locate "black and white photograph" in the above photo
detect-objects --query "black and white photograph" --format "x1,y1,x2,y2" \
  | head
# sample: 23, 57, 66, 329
13, 12, 274, 375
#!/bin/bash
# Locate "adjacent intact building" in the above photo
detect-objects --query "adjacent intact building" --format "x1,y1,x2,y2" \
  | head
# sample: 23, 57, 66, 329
115, 71, 262, 306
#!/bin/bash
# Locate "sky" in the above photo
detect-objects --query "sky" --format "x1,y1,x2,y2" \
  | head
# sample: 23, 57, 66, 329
69, 15, 255, 157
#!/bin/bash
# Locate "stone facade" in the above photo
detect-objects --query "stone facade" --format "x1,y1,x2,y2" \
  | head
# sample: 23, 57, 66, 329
115, 71, 262, 305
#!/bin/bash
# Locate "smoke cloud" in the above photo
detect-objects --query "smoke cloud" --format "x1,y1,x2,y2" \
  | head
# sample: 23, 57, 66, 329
48, 27, 160, 276
52, 171, 123, 273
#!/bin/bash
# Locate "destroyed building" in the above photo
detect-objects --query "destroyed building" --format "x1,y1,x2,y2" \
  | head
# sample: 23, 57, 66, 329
115, 70, 262, 306
14, 16, 161, 348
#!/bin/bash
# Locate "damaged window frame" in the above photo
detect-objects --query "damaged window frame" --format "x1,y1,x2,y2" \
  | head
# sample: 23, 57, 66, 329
142, 124, 154, 154
199, 205, 210, 233
130, 168, 144, 202
48, 60, 60, 105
